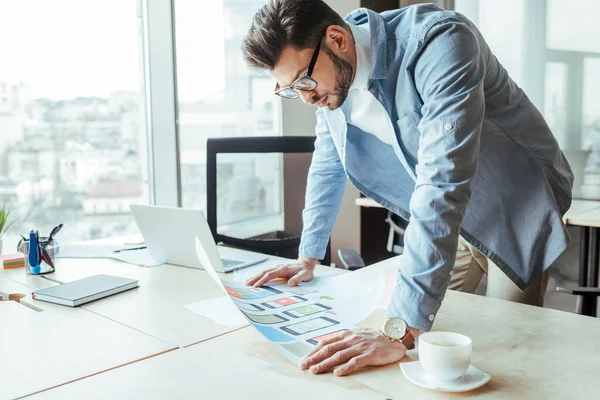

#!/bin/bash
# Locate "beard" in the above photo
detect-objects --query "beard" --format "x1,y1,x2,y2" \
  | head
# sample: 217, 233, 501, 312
312, 45, 354, 110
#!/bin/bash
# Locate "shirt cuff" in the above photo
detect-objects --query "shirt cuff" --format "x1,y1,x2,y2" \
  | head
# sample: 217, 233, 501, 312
385, 275, 443, 332
298, 234, 329, 260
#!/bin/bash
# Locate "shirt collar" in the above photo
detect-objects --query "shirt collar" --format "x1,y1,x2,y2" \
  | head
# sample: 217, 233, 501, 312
344, 8, 389, 80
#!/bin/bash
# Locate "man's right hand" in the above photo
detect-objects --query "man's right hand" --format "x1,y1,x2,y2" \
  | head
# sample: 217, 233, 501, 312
245, 257, 318, 287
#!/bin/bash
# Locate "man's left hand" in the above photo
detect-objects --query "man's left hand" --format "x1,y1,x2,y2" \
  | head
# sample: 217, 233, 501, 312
299, 328, 410, 376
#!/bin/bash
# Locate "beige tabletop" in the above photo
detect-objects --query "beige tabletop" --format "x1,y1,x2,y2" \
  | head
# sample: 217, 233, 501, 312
355, 197, 384, 208
2, 237, 337, 349
28, 285, 600, 400
564, 207, 600, 227
356, 197, 600, 227
0, 279, 175, 400
561, 199, 600, 223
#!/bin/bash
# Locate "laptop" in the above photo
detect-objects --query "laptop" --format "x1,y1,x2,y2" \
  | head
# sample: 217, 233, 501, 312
130, 205, 268, 272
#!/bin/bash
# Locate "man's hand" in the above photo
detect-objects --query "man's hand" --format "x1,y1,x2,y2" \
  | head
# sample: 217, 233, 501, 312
245, 257, 318, 287
300, 328, 410, 376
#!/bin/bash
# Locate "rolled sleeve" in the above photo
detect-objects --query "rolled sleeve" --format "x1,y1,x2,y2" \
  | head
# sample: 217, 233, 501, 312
387, 274, 443, 332
387, 20, 485, 331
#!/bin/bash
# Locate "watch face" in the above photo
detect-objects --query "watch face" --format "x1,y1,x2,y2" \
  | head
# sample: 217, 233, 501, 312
383, 318, 407, 340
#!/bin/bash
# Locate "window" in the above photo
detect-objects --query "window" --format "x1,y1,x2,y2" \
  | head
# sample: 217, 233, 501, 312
0, 0, 150, 251
455, 0, 600, 199
174, 0, 282, 235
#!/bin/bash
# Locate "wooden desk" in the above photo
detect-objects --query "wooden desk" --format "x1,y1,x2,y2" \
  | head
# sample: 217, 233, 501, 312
356, 197, 600, 221
354, 197, 383, 208
0, 279, 175, 400
39, 257, 234, 348
355, 197, 600, 317
564, 207, 600, 228
4, 239, 335, 348
562, 199, 600, 223
29, 287, 600, 399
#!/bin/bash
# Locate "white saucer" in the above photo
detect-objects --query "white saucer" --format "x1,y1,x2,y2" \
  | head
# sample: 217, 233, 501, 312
400, 361, 491, 393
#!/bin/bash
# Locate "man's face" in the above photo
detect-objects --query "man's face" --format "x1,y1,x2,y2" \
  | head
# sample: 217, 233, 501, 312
271, 30, 354, 110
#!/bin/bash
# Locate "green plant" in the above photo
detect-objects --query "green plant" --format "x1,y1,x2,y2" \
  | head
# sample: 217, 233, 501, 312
0, 202, 17, 237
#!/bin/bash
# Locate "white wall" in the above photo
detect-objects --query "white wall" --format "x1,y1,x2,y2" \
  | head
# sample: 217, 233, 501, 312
281, 0, 362, 266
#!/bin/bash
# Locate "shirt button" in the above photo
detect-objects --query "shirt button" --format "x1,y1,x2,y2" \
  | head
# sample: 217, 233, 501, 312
428, 314, 435, 322
444, 123, 453, 131
449, 270, 454, 276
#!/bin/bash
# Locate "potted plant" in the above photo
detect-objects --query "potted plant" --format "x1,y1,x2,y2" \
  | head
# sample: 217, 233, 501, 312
0, 202, 17, 255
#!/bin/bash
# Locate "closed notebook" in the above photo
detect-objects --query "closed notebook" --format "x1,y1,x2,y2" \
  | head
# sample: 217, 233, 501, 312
32, 274, 139, 307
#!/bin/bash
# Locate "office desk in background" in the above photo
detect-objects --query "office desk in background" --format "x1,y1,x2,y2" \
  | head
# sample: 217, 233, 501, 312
29, 259, 600, 399
356, 197, 600, 317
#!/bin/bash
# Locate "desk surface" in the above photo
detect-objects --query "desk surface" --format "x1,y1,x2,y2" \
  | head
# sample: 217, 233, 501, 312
30, 288, 600, 400
562, 199, 600, 223
355, 197, 383, 208
356, 197, 600, 227
564, 207, 600, 227
0, 279, 175, 400
2, 238, 336, 349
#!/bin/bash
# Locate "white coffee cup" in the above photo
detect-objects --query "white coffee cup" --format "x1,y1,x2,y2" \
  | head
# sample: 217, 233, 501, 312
418, 331, 472, 381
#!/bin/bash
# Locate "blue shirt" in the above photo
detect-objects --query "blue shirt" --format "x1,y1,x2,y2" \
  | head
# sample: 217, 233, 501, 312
298, 5, 573, 332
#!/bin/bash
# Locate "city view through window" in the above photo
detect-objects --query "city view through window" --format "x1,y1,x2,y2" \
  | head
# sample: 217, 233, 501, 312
0, 0, 149, 252
0, 0, 280, 252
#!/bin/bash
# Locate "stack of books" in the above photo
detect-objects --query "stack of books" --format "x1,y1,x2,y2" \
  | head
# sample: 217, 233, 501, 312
1, 253, 25, 269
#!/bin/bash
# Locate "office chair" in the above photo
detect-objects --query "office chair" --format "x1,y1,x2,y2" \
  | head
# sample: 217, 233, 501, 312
556, 286, 599, 317
206, 136, 332, 266
386, 211, 408, 255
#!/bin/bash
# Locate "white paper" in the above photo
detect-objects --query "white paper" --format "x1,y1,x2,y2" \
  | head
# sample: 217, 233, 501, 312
230, 258, 345, 283
194, 237, 226, 293
57, 243, 162, 267
110, 249, 163, 267
183, 296, 247, 328
194, 239, 385, 365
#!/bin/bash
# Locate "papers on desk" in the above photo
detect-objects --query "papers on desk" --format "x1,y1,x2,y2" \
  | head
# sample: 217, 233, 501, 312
194, 237, 396, 365
57, 244, 163, 267
230, 258, 345, 283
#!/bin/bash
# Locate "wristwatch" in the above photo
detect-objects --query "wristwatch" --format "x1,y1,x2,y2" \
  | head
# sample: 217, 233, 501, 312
381, 317, 415, 350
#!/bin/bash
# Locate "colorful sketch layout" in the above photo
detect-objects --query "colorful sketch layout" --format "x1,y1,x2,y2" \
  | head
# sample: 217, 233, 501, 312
306, 329, 350, 345
234, 302, 265, 312
283, 285, 318, 295
254, 324, 295, 343
262, 295, 307, 309
280, 316, 340, 336
282, 303, 331, 319
242, 312, 288, 325
225, 285, 282, 300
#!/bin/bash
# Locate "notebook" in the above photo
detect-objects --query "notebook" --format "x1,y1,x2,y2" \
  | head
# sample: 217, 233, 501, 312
32, 274, 139, 307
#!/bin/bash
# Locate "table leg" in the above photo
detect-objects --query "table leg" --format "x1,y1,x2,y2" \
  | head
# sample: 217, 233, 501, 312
577, 226, 590, 315
586, 227, 599, 317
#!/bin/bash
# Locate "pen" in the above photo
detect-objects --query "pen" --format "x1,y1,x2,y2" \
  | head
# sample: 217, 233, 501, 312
40, 248, 55, 269
36, 230, 41, 262
29, 230, 40, 274
44, 223, 63, 250
113, 246, 147, 253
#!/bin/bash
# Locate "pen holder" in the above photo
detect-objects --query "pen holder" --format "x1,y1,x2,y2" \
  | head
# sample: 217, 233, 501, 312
17, 237, 58, 275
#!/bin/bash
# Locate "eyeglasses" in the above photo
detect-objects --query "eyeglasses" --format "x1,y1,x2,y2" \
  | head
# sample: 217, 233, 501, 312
274, 30, 326, 99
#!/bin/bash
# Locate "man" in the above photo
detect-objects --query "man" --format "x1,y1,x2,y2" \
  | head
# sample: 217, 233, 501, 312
243, 0, 573, 377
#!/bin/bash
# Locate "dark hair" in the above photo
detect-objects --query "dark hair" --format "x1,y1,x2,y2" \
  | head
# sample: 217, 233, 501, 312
242, 0, 346, 71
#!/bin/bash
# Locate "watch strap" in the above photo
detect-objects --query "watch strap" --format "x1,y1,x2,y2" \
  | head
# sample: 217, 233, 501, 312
401, 330, 415, 350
